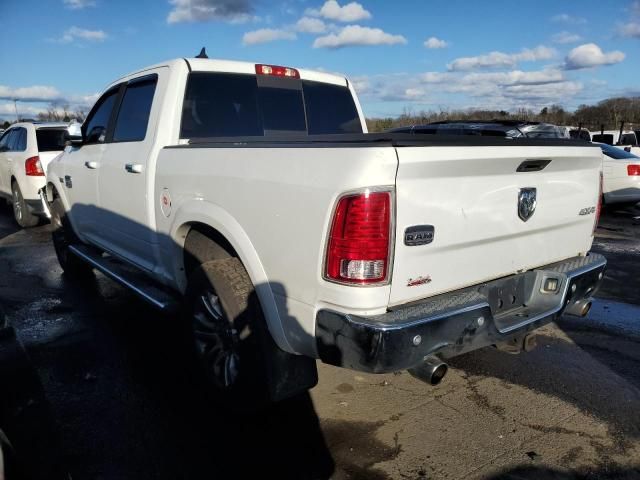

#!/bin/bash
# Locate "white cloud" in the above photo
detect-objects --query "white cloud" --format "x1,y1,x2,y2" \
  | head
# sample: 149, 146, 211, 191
355, 66, 583, 112
306, 0, 371, 22
552, 31, 582, 44
447, 46, 555, 71
313, 25, 406, 48
295, 17, 327, 33
502, 81, 583, 100
350, 76, 370, 95
53, 26, 108, 43
167, 0, 254, 24
618, 22, 640, 38
242, 28, 296, 45
63, 0, 96, 9
460, 70, 565, 86
564, 43, 625, 70
0, 103, 45, 119
420, 72, 454, 83
0, 86, 100, 122
0, 85, 62, 102
424, 37, 447, 49
551, 13, 587, 24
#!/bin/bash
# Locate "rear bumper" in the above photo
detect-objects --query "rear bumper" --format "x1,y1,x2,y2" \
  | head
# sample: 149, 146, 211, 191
316, 253, 606, 373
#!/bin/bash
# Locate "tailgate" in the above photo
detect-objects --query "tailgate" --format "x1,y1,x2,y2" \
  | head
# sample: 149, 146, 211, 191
390, 145, 602, 306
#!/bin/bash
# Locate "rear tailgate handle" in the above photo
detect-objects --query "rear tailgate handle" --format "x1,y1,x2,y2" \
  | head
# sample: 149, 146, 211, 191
517, 160, 551, 172
125, 163, 143, 174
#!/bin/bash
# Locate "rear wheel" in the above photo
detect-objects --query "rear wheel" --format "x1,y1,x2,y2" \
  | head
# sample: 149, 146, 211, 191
184, 258, 273, 408
49, 195, 93, 278
11, 181, 38, 228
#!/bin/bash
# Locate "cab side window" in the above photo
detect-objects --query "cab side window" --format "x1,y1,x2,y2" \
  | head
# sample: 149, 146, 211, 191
83, 88, 120, 145
112, 75, 158, 143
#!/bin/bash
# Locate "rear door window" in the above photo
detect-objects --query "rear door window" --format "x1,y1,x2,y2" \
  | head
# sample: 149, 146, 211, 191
112, 76, 158, 142
36, 129, 68, 152
181, 73, 262, 138
7, 128, 26, 151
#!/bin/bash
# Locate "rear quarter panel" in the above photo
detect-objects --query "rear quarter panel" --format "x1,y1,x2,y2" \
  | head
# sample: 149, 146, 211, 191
154, 145, 398, 355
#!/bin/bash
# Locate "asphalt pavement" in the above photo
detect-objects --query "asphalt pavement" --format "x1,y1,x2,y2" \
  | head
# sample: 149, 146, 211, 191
0, 201, 639, 480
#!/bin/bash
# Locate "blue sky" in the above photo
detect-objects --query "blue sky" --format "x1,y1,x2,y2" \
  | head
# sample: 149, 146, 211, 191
1, 0, 639, 121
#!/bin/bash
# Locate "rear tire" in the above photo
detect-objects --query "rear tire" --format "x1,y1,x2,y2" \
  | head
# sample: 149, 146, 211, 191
184, 258, 276, 409
11, 181, 38, 228
49, 195, 93, 278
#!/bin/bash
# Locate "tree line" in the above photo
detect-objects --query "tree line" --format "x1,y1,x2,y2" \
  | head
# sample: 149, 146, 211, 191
4, 95, 639, 134
366, 96, 640, 133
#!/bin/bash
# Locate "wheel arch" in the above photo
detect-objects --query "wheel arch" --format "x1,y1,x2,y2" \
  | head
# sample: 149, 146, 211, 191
169, 202, 294, 354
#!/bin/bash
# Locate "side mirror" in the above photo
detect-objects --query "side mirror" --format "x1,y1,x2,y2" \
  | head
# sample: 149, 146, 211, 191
86, 126, 106, 144
65, 135, 84, 148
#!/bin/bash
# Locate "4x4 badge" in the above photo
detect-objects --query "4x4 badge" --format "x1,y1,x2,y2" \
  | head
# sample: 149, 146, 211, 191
518, 188, 537, 222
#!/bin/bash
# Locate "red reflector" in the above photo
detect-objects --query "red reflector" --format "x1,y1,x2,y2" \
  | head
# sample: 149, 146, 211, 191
255, 64, 300, 79
25, 156, 44, 176
628, 165, 640, 176
325, 191, 391, 285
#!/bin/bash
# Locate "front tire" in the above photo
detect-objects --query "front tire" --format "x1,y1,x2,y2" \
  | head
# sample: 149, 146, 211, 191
184, 258, 274, 408
11, 181, 38, 228
49, 196, 93, 278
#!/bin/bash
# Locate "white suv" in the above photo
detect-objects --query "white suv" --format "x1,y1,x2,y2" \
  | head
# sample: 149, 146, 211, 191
0, 122, 72, 227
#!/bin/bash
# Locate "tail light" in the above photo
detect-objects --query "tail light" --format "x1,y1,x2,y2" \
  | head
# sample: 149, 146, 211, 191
628, 165, 640, 176
255, 64, 300, 78
325, 190, 392, 285
25, 156, 44, 176
594, 171, 603, 235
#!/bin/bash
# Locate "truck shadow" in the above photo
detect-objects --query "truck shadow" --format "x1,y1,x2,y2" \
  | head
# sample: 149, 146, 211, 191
0, 201, 20, 241
0, 200, 339, 479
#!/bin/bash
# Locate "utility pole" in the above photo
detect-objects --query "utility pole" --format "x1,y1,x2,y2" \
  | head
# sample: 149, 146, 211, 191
13, 99, 19, 123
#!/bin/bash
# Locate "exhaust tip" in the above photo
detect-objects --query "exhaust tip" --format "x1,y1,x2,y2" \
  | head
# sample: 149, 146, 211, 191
408, 356, 448, 386
429, 364, 448, 385
580, 301, 592, 317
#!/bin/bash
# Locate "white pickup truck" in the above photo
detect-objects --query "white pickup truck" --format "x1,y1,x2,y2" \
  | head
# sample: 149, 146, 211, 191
43, 55, 606, 404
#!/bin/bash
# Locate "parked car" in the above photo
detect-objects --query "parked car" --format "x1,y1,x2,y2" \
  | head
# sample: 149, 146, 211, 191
0, 122, 71, 227
591, 130, 640, 156
595, 142, 640, 205
389, 120, 565, 138
557, 126, 591, 142
43, 56, 605, 406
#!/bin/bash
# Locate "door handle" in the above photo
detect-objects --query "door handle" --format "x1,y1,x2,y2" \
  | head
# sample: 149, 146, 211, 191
85, 161, 99, 169
125, 163, 143, 174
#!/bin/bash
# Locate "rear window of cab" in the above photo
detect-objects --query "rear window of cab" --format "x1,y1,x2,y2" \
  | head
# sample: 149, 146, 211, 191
180, 72, 362, 139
